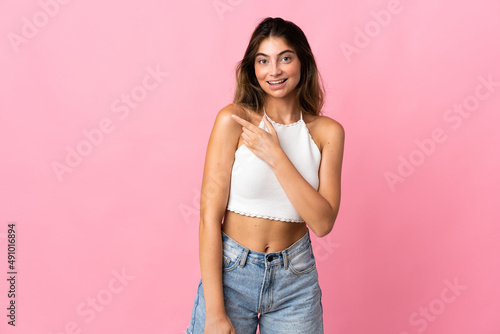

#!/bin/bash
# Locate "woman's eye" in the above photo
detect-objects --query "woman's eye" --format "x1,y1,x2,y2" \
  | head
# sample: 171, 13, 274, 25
258, 59, 267, 64
281, 56, 291, 62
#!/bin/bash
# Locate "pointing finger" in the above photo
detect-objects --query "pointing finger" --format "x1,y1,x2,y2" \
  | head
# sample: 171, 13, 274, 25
231, 114, 259, 131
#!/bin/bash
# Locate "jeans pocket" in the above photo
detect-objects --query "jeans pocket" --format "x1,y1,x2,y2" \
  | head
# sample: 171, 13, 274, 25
222, 247, 241, 272
288, 246, 316, 275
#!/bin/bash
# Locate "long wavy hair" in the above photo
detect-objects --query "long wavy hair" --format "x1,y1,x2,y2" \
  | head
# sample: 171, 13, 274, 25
233, 17, 325, 116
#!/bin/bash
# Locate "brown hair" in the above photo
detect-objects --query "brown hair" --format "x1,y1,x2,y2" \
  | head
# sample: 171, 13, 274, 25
233, 17, 325, 116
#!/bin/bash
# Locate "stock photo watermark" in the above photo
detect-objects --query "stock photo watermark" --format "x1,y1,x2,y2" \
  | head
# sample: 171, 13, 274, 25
7, 0, 73, 54
213, 0, 245, 21
47, 267, 135, 334
5, 222, 17, 326
179, 188, 202, 225
398, 276, 467, 334
314, 234, 341, 262
179, 168, 232, 225
51, 64, 169, 182
178, 141, 258, 225
384, 73, 499, 192
340, 0, 412, 63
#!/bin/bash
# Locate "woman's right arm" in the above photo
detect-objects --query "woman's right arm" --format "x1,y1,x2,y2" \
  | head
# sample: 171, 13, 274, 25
199, 105, 243, 333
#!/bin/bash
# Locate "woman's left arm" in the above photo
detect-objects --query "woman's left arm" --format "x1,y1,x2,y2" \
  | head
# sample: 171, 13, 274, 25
271, 118, 344, 237
231, 114, 345, 237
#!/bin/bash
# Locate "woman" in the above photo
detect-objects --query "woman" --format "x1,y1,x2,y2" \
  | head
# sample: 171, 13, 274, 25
185, 17, 344, 334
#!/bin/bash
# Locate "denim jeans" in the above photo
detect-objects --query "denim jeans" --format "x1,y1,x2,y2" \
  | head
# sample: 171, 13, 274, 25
185, 228, 323, 334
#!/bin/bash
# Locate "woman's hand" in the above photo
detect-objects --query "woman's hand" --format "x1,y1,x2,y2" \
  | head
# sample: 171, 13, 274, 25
204, 313, 236, 334
231, 114, 284, 166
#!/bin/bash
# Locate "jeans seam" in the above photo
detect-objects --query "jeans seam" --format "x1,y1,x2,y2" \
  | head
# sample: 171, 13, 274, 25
268, 266, 276, 312
187, 281, 201, 333
289, 262, 317, 275
223, 255, 242, 272
288, 247, 316, 275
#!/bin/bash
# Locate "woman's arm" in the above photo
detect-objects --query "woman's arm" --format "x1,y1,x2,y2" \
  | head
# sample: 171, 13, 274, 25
270, 117, 345, 237
198, 105, 243, 330
230, 113, 345, 238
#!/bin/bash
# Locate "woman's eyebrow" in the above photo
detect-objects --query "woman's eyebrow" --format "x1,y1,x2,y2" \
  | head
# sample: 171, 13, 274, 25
255, 49, 295, 58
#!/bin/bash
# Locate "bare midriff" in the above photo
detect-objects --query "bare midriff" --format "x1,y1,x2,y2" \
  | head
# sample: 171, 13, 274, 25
221, 111, 320, 253
222, 210, 308, 253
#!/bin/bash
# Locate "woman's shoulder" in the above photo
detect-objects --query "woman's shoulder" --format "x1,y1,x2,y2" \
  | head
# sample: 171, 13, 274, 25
215, 103, 258, 125
305, 112, 345, 151
209, 103, 256, 139
317, 114, 344, 134
204, 104, 249, 159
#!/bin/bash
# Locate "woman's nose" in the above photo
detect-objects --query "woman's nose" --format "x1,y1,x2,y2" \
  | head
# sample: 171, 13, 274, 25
269, 62, 282, 76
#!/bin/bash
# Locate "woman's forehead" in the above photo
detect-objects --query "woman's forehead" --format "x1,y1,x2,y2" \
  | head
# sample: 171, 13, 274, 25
256, 36, 295, 55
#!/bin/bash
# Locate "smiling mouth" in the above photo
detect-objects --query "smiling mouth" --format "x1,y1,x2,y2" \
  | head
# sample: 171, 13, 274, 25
267, 78, 288, 85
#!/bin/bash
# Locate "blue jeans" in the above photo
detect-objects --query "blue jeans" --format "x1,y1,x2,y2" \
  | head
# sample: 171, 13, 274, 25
185, 229, 323, 334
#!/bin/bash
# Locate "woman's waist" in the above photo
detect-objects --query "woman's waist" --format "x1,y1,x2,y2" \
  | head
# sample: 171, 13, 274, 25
222, 210, 308, 253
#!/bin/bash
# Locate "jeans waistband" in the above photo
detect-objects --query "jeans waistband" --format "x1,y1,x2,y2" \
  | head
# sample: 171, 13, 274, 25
221, 229, 311, 268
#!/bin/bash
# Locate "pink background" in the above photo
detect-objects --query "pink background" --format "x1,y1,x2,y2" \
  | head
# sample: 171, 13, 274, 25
1, 0, 499, 333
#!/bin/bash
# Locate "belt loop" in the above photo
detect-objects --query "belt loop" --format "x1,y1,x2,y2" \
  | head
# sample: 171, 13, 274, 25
239, 249, 249, 267
282, 250, 288, 270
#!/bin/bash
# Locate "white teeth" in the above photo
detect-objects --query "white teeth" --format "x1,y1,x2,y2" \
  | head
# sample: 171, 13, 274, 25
268, 79, 286, 84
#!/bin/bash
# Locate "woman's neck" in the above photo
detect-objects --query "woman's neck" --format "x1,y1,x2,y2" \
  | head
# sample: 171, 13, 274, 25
263, 95, 300, 124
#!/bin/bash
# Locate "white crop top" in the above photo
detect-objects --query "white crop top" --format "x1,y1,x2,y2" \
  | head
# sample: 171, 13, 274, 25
226, 109, 322, 223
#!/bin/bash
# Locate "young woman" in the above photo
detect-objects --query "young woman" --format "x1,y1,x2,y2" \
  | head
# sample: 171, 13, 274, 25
185, 17, 344, 334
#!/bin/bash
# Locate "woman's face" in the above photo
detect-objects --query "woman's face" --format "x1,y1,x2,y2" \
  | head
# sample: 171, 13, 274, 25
254, 36, 301, 100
